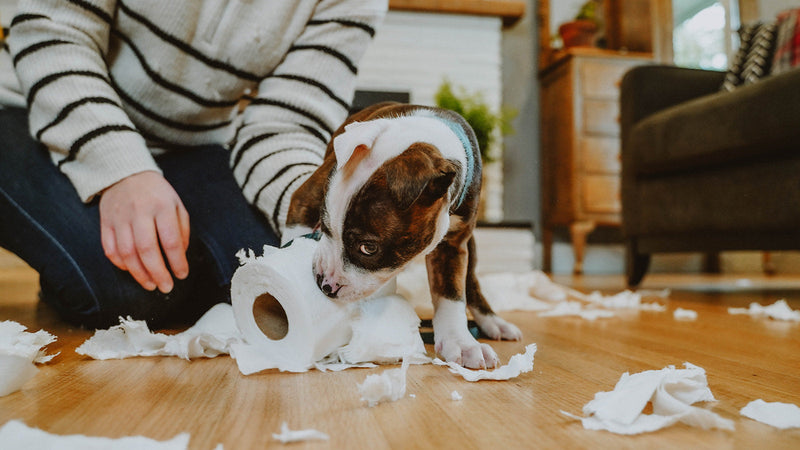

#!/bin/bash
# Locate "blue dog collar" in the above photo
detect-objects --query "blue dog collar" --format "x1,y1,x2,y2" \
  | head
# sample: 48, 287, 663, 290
419, 112, 475, 210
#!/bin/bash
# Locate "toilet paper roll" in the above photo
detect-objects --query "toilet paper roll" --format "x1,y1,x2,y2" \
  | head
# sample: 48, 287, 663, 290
230, 237, 355, 373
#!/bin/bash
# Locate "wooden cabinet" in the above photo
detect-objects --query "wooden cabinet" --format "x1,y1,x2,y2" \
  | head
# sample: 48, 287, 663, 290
540, 48, 650, 274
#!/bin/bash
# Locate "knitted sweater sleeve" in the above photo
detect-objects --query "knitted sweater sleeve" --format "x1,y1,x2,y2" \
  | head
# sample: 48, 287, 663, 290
7, 0, 160, 201
229, 0, 387, 236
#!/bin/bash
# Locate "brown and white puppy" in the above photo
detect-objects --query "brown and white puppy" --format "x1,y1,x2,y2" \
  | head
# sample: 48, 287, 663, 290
285, 102, 521, 369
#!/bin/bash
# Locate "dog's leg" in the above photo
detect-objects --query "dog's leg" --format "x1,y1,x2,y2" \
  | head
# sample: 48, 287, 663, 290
427, 232, 500, 369
465, 236, 522, 341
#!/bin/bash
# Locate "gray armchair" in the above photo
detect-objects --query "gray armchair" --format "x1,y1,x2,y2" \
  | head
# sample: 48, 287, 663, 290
620, 65, 800, 286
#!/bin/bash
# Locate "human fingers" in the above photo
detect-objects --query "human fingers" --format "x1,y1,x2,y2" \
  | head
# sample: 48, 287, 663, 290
101, 222, 127, 272
114, 223, 158, 291
155, 206, 189, 281
132, 215, 174, 293
177, 201, 190, 252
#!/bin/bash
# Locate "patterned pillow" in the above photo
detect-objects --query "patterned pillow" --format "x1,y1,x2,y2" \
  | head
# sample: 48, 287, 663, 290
772, 8, 800, 75
720, 22, 777, 91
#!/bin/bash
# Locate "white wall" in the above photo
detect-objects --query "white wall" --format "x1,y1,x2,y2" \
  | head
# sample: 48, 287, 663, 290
357, 11, 502, 110
356, 11, 505, 222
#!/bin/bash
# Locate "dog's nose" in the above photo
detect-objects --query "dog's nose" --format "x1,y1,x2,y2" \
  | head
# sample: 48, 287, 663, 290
316, 273, 342, 298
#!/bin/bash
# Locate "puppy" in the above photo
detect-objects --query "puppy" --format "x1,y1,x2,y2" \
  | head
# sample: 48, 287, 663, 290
285, 102, 521, 368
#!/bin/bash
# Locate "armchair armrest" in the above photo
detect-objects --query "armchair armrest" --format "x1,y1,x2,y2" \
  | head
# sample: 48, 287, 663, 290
619, 65, 724, 239
620, 65, 726, 136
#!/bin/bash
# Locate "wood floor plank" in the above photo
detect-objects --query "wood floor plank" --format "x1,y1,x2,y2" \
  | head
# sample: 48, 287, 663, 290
1, 267, 799, 448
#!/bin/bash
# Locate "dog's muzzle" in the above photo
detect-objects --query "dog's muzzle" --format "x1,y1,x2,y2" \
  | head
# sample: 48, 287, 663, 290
316, 273, 343, 298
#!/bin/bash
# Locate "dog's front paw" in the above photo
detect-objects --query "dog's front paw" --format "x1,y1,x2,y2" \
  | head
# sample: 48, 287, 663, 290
471, 312, 523, 341
435, 333, 500, 369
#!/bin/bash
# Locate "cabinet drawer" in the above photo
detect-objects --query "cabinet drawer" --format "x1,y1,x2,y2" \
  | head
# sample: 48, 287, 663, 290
582, 174, 621, 213
583, 99, 619, 136
579, 59, 629, 99
580, 137, 620, 173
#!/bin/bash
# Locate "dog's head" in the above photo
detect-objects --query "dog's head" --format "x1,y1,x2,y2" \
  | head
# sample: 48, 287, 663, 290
313, 116, 465, 301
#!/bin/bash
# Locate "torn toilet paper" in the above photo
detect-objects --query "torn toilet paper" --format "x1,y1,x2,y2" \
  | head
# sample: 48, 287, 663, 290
0, 420, 194, 450
562, 362, 735, 435
0, 321, 56, 397
728, 299, 800, 322
451, 390, 463, 401
358, 359, 410, 407
272, 422, 329, 443
538, 302, 616, 320
673, 308, 698, 321
399, 268, 667, 319
77, 237, 427, 374
433, 343, 537, 382
230, 238, 427, 373
76, 303, 238, 360
480, 272, 666, 319
740, 399, 800, 429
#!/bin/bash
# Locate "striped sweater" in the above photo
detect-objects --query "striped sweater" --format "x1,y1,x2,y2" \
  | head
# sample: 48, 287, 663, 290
5, 0, 386, 236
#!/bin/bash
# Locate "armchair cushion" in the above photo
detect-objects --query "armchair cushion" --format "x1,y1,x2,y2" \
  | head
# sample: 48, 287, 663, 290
628, 67, 800, 177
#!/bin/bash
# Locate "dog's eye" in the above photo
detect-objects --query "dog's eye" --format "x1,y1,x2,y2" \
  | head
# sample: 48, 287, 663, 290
359, 242, 378, 256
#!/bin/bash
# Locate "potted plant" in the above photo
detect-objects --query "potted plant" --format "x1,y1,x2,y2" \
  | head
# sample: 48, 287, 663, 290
434, 81, 516, 221
558, 0, 601, 48
434, 81, 515, 165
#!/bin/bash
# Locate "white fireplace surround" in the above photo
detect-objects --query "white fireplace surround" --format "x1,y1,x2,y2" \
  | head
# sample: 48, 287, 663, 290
356, 10, 505, 222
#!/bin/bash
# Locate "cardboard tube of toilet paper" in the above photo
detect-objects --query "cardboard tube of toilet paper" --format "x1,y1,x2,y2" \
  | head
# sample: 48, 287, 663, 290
230, 237, 354, 373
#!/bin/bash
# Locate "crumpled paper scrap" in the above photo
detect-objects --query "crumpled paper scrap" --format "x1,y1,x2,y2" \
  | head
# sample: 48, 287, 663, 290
335, 295, 430, 366
433, 343, 537, 382
728, 299, 800, 322
0, 420, 196, 449
673, 308, 698, 320
562, 362, 735, 435
76, 303, 239, 360
451, 390, 463, 401
358, 359, 410, 407
538, 302, 616, 320
272, 422, 329, 443
482, 272, 666, 319
0, 321, 57, 397
77, 301, 427, 374
399, 268, 668, 318
740, 399, 800, 429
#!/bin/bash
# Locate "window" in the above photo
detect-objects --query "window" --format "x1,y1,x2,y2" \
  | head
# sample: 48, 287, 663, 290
672, 0, 740, 70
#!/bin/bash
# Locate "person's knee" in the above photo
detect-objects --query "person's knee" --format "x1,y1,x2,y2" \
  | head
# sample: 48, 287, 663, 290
39, 263, 192, 329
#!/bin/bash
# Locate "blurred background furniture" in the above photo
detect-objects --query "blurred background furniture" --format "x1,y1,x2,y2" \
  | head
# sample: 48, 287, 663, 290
620, 65, 800, 286
540, 48, 650, 274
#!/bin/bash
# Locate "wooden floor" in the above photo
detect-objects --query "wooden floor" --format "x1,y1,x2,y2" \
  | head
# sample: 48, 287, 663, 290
1, 260, 799, 448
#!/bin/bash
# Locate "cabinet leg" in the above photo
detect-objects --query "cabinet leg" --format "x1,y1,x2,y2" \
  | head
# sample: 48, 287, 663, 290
542, 226, 554, 273
570, 221, 595, 275
762, 252, 776, 275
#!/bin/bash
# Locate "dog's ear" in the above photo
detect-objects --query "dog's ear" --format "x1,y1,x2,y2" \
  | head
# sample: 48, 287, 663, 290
332, 119, 389, 170
385, 143, 457, 210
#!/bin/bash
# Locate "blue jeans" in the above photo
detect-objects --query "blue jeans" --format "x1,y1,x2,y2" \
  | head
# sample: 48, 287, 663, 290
0, 107, 279, 328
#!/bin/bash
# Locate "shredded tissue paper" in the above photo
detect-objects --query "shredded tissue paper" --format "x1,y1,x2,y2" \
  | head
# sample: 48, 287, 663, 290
433, 343, 537, 382
358, 359, 411, 407
272, 422, 329, 443
673, 308, 698, 321
78, 237, 428, 374
562, 362, 735, 435
740, 399, 800, 429
0, 320, 56, 397
0, 420, 200, 450
440, 271, 668, 320
728, 299, 800, 322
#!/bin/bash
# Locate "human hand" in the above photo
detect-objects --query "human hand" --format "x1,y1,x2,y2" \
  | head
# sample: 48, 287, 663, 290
99, 171, 190, 293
